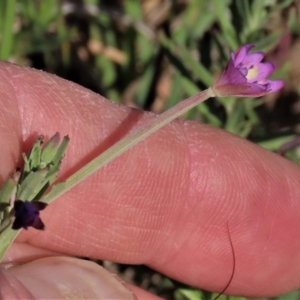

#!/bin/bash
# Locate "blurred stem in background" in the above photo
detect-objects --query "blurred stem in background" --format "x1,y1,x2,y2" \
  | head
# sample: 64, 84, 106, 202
0, 0, 16, 60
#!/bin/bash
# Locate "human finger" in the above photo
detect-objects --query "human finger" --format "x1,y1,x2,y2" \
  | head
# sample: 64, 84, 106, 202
0, 62, 299, 297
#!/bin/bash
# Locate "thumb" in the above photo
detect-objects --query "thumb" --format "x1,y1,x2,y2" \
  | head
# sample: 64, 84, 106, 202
2, 257, 136, 299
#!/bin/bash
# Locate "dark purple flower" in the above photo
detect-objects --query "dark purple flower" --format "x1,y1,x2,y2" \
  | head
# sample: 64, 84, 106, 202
212, 44, 284, 97
12, 200, 48, 230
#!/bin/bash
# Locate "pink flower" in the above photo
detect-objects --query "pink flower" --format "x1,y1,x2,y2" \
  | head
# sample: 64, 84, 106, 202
212, 44, 284, 97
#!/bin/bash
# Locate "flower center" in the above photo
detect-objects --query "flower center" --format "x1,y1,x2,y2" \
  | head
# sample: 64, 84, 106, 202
246, 65, 258, 80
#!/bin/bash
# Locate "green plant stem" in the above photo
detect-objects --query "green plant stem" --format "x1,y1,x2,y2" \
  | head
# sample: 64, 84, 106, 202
45, 87, 215, 203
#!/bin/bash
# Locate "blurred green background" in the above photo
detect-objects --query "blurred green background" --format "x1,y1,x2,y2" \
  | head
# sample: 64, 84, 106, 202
1, 0, 300, 299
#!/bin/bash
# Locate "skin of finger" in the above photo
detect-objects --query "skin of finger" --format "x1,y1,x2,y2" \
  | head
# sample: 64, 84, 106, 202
2, 242, 63, 264
8, 256, 137, 299
1, 62, 300, 296
0, 266, 35, 299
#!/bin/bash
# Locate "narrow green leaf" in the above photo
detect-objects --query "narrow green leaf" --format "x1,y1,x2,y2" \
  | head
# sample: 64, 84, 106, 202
0, 228, 19, 262
17, 169, 48, 201
27, 135, 43, 170
0, 178, 16, 226
0, 0, 16, 60
45, 163, 61, 185
41, 132, 61, 165
212, 0, 239, 49
52, 135, 70, 166
159, 33, 214, 86
176, 288, 203, 300
257, 135, 296, 151
0, 178, 17, 205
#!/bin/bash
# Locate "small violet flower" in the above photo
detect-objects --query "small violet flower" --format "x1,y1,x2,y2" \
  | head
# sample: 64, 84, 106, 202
212, 44, 284, 97
12, 200, 48, 230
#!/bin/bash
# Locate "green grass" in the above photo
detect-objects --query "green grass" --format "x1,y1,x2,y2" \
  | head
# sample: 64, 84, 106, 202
0, 0, 299, 299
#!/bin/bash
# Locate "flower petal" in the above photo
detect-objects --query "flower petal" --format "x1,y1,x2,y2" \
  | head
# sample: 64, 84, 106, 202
32, 218, 45, 230
265, 80, 285, 93
215, 58, 247, 86
238, 52, 264, 67
233, 44, 254, 66
31, 201, 48, 211
12, 200, 47, 230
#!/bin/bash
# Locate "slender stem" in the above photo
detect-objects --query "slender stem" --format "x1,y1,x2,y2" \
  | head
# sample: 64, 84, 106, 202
46, 87, 215, 202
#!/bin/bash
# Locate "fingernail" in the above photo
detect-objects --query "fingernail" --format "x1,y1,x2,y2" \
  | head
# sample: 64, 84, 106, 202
9, 256, 136, 299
